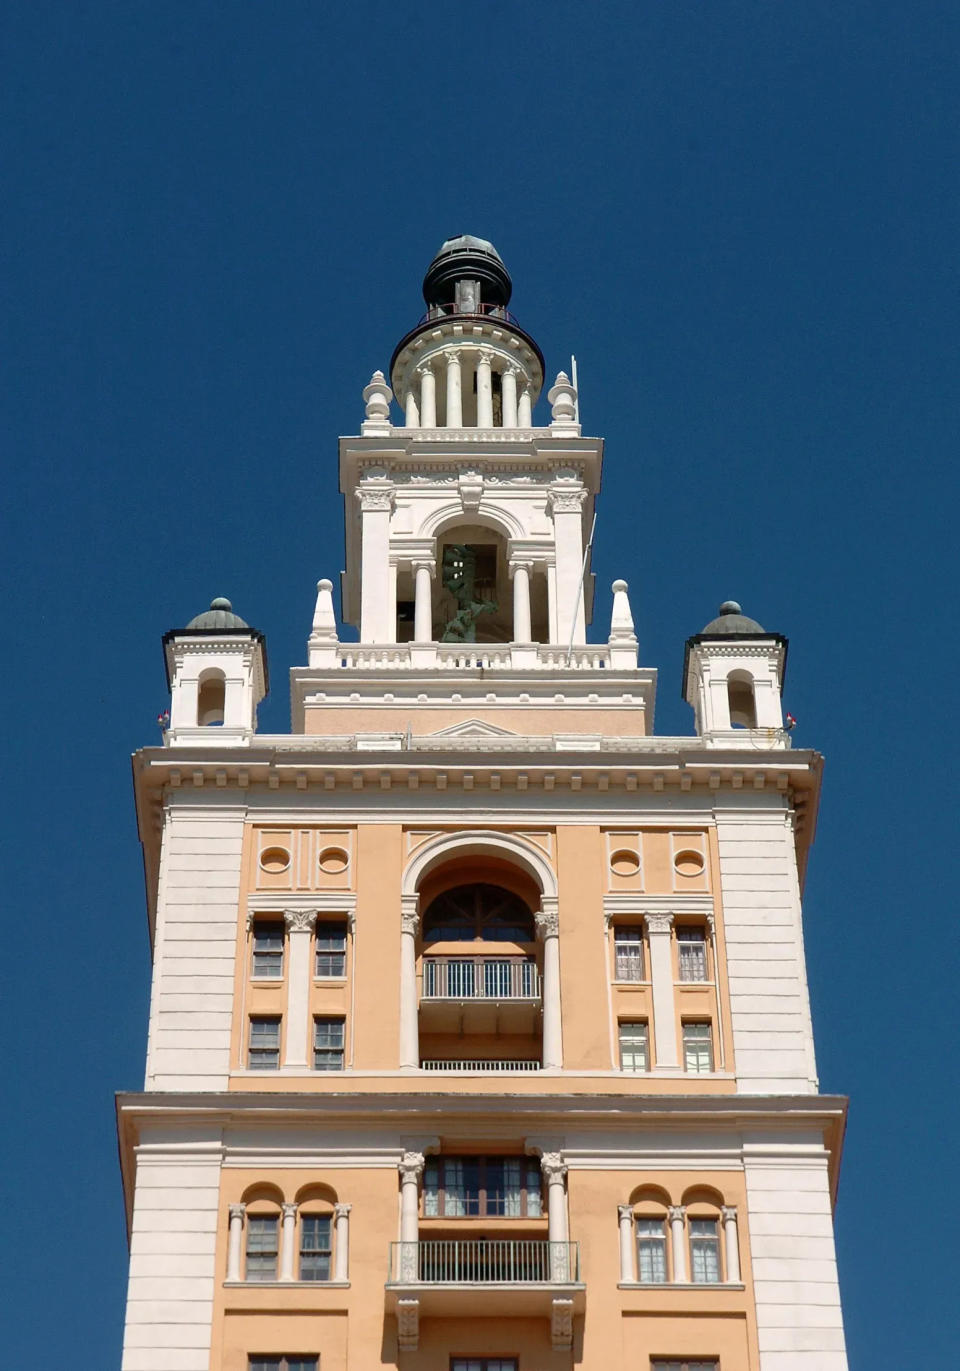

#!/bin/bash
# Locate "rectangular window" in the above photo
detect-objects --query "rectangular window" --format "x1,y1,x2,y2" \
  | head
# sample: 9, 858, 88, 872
424, 1157, 542, 1218
682, 1021, 714, 1074
619, 1021, 649, 1072
300, 1214, 332, 1281
315, 921, 348, 978
637, 1217, 668, 1282
252, 920, 284, 978
451, 1361, 517, 1371
248, 1017, 281, 1070
246, 1215, 279, 1280
651, 1362, 718, 1371
689, 1218, 721, 1283
313, 1017, 345, 1071
614, 926, 645, 981
249, 1360, 318, 1371
677, 927, 708, 982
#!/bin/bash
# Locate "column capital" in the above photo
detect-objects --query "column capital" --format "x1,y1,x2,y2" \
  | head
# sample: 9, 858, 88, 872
410, 557, 436, 576
508, 557, 534, 578
706, 911, 717, 934
720, 1205, 738, 1222
346, 910, 357, 934
540, 1151, 567, 1182
547, 483, 587, 515
445, 347, 462, 364
477, 347, 495, 365
617, 1203, 634, 1222
398, 1150, 426, 1181
667, 1205, 686, 1224
400, 897, 420, 936
356, 484, 395, 513
334, 1202, 353, 1220
535, 908, 560, 940
245, 910, 257, 933
281, 1202, 299, 1220
645, 911, 675, 935
415, 359, 437, 377
504, 361, 522, 378
284, 909, 316, 934
229, 1203, 246, 1223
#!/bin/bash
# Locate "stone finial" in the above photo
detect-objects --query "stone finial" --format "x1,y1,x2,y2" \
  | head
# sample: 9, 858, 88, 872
361, 369, 393, 433
547, 371, 577, 424
610, 579, 637, 643
311, 579, 338, 642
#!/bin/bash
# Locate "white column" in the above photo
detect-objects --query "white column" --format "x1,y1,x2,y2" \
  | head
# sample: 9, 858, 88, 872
721, 1205, 741, 1283
445, 349, 462, 427
334, 1202, 352, 1282
618, 1204, 636, 1283
476, 349, 494, 428
413, 562, 434, 642
280, 1202, 298, 1281
646, 912, 679, 1068
548, 483, 588, 647
502, 364, 519, 427
419, 364, 437, 427
399, 900, 420, 1069
518, 382, 532, 427
668, 1205, 687, 1283
511, 560, 533, 643
398, 1151, 424, 1281
541, 1152, 569, 1281
536, 905, 563, 1069
283, 910, 315, 1068
227, 1203, 245, 1281
404, 386, 420, 428
357, 483, 395, 643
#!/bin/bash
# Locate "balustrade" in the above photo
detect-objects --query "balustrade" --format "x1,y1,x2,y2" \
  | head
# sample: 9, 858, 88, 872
388, 1239, 579, 1285
421, 956, 540, 1001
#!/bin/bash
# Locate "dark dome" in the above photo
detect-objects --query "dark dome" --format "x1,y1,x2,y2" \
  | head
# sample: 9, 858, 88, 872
185, 597, 250, 631
700, 601, 767, 636
422, 233, 512, 309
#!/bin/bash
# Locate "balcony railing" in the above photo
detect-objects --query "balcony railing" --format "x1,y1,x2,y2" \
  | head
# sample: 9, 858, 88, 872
388, 1240, 579, 1285
420, 1059, 541, 1072
421, 956, 540, 1001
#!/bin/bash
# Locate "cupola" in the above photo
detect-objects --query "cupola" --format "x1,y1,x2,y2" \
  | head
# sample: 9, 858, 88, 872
683, 601, 789, 745
162, 597, 268, 745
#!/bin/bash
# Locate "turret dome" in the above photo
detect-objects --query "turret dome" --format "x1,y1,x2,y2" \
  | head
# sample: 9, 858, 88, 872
422, 233, 512, 311
699, 601, 767, 636
184, 597, 250, 631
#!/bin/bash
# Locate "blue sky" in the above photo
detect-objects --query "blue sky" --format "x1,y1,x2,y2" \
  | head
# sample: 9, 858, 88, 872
2, 3, 957, 1365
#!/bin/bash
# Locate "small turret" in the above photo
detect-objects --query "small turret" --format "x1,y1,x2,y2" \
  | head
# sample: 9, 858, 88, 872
162, 597, 268, 746
683, 601, 789, 746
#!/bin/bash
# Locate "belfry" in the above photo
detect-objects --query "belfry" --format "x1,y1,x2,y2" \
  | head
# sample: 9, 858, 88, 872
119, 236, 849, 1371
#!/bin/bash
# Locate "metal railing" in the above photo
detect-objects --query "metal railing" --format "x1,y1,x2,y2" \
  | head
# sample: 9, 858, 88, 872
389, 1240, 579, 1284
420, 1059, 541, 1072
421, 956, 540, 1000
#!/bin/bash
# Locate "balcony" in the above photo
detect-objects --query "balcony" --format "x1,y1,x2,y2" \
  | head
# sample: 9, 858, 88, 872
419, 956, 541, 1035
386, 1240, 585, 1351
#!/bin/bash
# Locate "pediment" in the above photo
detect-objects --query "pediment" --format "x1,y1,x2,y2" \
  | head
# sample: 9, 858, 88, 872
429, 718, 519, 740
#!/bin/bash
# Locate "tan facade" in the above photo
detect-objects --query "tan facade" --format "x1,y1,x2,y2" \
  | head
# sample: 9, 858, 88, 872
118, 235, 848, 1371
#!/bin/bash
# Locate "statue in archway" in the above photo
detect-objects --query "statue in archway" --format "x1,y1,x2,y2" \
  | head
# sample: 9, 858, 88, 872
440, 544, 497, 642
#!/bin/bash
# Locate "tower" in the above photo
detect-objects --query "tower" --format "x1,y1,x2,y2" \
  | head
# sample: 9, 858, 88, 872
118, 236, 848, 1371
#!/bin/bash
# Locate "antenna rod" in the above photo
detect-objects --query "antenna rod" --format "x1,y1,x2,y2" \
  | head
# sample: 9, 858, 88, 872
571, 354, 580, 422
566, 510, 597, 665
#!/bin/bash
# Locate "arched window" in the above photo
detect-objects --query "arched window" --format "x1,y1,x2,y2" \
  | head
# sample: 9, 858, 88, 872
682, 1187, 726, 1284
726, 670, 757, 728
197, 669, 226, 726
629, 1187, 672, 1284
242, 1186, 284, 1281
422, 883, 535, 944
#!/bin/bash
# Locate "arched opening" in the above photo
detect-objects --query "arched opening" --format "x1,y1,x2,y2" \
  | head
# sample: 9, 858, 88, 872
197, 669, 226, 726
416, 861, 543, 1070
726, 670, 757, 728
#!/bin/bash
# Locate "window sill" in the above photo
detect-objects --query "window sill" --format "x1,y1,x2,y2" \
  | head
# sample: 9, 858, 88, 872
612, 980, 651, 988
617, 1281, 744, 1292
313, 976, 348, 983
224, 1280, 350, 1289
